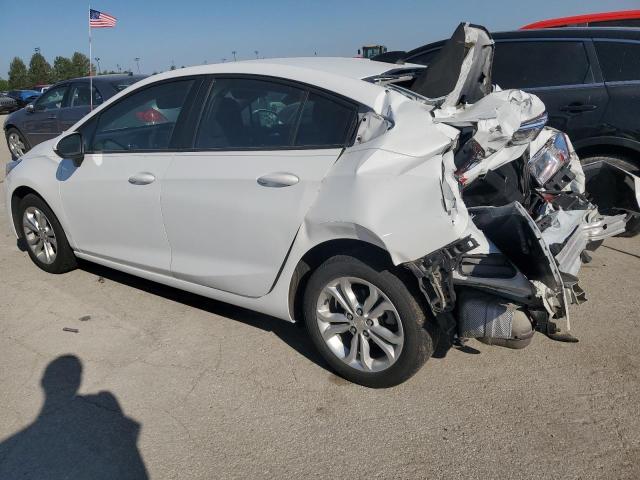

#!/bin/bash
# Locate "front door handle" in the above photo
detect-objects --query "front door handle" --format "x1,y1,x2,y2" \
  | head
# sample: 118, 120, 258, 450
257, 172, 299, 188
128, 172, 156, 185
560, 103, 598, 113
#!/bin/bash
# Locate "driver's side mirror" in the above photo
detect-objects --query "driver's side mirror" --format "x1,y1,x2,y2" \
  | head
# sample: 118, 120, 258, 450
25, 103, 34, 113
55, 132, 84, 166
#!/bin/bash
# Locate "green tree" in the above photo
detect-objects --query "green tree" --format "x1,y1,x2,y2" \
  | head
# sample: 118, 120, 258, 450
70, 52, 91, 78
8, 57, 28, 89
28, 52, 52, 86
0, 77, 9, 91
52, 56, 74, 82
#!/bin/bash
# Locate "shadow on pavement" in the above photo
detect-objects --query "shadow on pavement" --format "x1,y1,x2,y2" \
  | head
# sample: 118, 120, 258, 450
0, 355, 148, 480
77, 260, 331, 372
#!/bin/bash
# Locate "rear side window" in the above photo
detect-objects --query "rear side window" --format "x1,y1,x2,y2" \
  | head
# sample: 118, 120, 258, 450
493, 41, 593, 89
195, 78, 305, 149
91, 79, 193, 152
294, 92, 356, 147
595, 41, 640, 82
68, 83, 103, 107
195, 77, 357, 150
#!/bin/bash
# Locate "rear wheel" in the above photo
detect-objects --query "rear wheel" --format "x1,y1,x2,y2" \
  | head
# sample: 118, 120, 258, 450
303, 254, 437, 388
18, 194, 77, 274
581, 154, 638, 175
581, 155, 640, 237
6, 128, 30, 160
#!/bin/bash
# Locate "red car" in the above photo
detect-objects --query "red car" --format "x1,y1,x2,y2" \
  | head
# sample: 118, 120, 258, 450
522, 10, 640, 29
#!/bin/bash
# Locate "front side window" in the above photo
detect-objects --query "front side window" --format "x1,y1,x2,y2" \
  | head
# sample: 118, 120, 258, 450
195, 78, 305, 149
68, 83, 103, 107
90, 79, 193, 152
35, 85, 67, 111
493, 41, 593, 89
595, 41, 640, 82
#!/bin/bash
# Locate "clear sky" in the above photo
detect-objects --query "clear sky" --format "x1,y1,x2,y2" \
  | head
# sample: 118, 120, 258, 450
2, 0, 639, 78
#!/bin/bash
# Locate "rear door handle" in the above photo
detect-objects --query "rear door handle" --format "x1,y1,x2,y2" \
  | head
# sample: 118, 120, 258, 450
257, 172, 299, 188
560, 104, 598, 113
128, 172, 156, 185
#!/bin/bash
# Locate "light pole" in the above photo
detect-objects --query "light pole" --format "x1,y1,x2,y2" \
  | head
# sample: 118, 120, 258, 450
116, 63, 121, 73
232, 51, 237, 61
134, 57, 141, 73
254, 50, 259, 59
222, 58, 227, 63
34, 47, 41, 54
94, 57, 101, 74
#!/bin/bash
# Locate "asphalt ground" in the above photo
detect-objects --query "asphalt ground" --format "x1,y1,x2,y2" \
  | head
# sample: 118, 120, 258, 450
1, 113, 639, 479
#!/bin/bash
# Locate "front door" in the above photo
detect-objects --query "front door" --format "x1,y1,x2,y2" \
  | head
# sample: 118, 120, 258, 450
161, 77, 358, 297
23, 84, 68, 146
58, 78, 196, 273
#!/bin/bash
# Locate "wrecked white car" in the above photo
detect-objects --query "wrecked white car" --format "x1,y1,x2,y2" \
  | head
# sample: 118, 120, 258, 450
5, 24, 639, 388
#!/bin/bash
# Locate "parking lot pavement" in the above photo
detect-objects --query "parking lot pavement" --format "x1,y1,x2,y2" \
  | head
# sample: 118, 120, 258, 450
0, 113, 639, 479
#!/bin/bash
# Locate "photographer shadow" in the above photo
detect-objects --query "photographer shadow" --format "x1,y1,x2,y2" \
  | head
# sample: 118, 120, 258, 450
0, 355, 148, 480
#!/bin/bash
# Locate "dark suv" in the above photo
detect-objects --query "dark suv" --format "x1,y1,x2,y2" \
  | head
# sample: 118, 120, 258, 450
397, 28, 640, 173
4, 74, 145, 159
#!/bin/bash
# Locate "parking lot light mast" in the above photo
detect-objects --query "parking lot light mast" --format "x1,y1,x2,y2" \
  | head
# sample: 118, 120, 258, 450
255, 50, 259, 59
134, 57, 141, 73
94, 57, 101, 74
232, 51, 237, 61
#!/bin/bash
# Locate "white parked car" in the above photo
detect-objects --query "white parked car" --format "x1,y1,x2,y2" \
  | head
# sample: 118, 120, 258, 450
5, 24, 639, 387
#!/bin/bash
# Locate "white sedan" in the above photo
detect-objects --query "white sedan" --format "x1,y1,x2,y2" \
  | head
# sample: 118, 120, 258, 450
5, 24, 638, 387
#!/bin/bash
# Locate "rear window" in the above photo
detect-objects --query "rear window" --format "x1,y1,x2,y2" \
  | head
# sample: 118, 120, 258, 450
595, 41, 640, 82
111, 79, 141, 92
493, 41, 593, 89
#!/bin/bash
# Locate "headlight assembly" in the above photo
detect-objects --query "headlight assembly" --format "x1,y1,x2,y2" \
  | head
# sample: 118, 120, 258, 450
511, 112, 548, 146
528, 132, 570, 187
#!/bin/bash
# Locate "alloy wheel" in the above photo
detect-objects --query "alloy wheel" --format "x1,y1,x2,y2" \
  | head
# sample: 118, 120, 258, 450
22, 207, 57, 265
316, 276, 404, 372
8, 132, 26, 157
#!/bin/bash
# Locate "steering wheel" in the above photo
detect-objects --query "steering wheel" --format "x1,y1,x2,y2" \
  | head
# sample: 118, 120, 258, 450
252, 109, 279, 128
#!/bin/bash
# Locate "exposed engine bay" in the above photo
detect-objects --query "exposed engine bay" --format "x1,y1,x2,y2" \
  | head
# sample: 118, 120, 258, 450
369, 23, 640, 348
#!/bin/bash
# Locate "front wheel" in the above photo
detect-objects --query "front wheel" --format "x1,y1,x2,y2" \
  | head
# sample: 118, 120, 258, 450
303, 254, 437, 388
6, 128, 30, 160
18, 194, 77, 274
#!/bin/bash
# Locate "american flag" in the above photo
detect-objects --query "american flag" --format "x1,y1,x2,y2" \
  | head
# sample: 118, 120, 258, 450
89, 9, 116, 28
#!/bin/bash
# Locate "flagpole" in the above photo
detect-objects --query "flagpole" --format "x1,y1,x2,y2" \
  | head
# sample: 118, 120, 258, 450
89, 4, 93, 111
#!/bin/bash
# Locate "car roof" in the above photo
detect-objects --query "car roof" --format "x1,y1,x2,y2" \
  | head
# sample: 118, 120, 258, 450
406, 27, 640, 58
58, 74, 147, 85
103, 57, 421, 109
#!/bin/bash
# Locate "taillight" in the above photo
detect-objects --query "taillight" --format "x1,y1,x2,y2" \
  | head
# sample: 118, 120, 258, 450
135, 108, 167, 124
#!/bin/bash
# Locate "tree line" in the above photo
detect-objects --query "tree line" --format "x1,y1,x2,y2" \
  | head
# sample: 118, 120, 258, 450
0, 51, 125, 91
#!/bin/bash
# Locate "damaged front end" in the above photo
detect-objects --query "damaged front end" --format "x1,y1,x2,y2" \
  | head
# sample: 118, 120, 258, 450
399, 23, 640, 348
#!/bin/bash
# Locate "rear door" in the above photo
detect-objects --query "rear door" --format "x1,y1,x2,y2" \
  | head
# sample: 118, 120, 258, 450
57, 82, 104, 133
593, 39, 640, 150
22, 84, 68, 146
491, 39, 608, 145
161, 76, 358, 297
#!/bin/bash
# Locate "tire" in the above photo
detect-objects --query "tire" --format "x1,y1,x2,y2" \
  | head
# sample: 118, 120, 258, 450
6, 127, 30, 160
581, 155, 640, 237
581, 154, 639, 175
18, 194, 77, 274
303, 254, 437, 388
